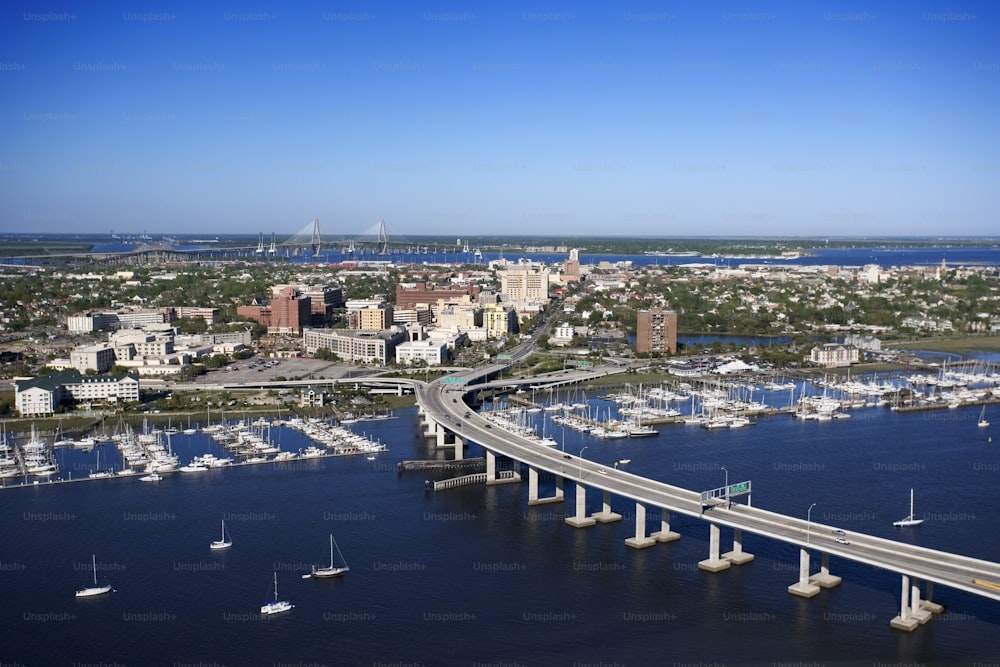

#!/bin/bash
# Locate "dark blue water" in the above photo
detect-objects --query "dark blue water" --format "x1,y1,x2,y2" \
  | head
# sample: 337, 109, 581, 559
3, 397, 999, 666
320, 244, 1000, 269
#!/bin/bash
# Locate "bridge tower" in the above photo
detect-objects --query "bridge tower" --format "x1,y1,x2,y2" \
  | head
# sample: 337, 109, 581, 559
310, 218, 322, 256
377, 218, 390, 255
256, 232, 264, 254
268, 232, 277, 256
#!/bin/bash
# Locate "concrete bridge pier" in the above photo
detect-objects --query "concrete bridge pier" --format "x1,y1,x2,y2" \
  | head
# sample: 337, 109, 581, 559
909, 578, 933, 624
565, 483, 596, 528
624, 502, 657, 549
527, 467, 564, 506
697, 524, 731, 571
421, 416, 438, 438
435, 427, 465, 460
787, 548, 820, 597
590, 490, 622, 524
485, 450, 498, 485
891, 574, 921, 631
808, 552, 841, 589
649, 509, 680, 543
721, 528, 754, 565
921, 581, 945, 615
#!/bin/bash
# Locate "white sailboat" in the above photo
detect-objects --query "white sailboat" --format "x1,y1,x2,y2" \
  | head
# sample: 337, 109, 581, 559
210, 519, 232, 550
75, 554, 113, 597
978, 405, 990, 428
892, 488, 924, 527
303, 533, 349, 579
260, 572, 293, 615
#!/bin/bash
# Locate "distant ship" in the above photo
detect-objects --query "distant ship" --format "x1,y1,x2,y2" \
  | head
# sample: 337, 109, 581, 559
643, 250, 700, 257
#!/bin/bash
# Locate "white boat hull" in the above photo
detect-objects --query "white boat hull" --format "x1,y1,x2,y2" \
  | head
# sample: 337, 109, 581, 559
75, 584, 112, 598
260, 601, 293, 614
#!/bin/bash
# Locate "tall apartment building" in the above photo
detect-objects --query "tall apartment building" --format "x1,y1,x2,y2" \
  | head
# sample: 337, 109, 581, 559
238, 287, 311, 334
269, 287, 311, 334
498, 269, 549, 304
358, 304, 394, 331
483, 304, 518, 338
635, 308, 678, 355
562, 248, 581, 282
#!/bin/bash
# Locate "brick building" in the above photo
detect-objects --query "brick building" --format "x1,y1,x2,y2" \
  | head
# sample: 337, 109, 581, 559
636, 308, 678, 355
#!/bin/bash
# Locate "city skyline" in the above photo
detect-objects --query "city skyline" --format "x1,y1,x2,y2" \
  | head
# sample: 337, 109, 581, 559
2, 1, 999, 237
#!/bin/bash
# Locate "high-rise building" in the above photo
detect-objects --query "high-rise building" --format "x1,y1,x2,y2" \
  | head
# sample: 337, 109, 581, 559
498, 268, 549, 303
636, 308, 677, 355
269, 287, 311, 334
358, 304, 394, 331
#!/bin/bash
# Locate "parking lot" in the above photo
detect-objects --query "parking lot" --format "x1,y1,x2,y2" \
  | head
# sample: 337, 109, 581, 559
194, 356, 367, 386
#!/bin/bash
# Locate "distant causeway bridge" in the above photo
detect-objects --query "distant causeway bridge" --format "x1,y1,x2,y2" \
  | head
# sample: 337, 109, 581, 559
409, 362, 1000, 633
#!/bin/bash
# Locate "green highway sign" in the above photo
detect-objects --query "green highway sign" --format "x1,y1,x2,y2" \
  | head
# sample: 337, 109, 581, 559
728, 481, 751, 495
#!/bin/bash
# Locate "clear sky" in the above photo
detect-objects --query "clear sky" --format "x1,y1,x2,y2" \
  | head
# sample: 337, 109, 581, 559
2, 1, 998, 238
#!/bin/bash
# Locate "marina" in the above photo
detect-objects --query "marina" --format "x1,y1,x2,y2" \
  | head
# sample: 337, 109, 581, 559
0, 415, 389, 489
2, 398, 998, 664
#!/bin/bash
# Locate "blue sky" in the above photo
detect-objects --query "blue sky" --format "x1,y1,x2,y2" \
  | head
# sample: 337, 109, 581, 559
2, 1, 998, 238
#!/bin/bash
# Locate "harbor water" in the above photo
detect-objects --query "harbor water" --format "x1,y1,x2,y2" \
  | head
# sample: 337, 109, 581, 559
2, 395, 1000, 666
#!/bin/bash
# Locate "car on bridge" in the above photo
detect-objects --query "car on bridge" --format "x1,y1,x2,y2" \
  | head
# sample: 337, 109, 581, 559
835, 535, 850, 545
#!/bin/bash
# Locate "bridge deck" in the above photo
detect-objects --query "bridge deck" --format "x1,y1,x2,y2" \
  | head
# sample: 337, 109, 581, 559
415, 373, 1000, 605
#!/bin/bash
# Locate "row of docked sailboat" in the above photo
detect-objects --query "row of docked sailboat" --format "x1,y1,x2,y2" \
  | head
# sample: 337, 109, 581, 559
283, 417, 388, 456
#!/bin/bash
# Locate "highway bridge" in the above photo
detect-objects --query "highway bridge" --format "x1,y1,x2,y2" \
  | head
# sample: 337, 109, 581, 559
412, 364, 1000, 633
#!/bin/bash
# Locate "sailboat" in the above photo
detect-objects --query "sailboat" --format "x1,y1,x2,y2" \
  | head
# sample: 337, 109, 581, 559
75, 554, 113, 597
88, 449, 113, 479
210, 519, 232, 550
978, 406, 990, 428
892, 488, 924, 527
260, 572, 293, 614
303, 534, 349, 579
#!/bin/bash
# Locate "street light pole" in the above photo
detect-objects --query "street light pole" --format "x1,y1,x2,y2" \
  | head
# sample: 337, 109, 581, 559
722, 466, 729, 508
807, 502, 817, 545
579, 446, 588, 479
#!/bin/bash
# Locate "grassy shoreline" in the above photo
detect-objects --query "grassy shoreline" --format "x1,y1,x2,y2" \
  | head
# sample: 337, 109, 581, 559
892, 335, 1000, 355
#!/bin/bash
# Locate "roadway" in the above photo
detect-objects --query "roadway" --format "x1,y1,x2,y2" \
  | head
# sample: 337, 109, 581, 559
415, 376, 1000, 606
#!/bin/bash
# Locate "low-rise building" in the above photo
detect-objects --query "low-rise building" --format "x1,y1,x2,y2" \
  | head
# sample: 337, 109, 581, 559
69, 343, 117, 373
15, 370, 140, 416
302, 328, 406, 365
396, 339, 448, 366
810, 343, 859, 367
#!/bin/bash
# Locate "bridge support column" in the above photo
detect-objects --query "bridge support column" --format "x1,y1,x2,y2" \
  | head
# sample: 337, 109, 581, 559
565, 483, 596, 528
909, 578, 932, 624
890, 574, 919, 631
453, 435, 464, 461
485, 450, 496, 483
527, 467, 563, 506
787, 548, 820, 597
625, 502, 657, 549
649, 509, 679, 543
698, 523, 731, 571
721, 528, 754, 564
809, 552, 841, 589
590, 490, 622, 524
921, 581, 945, 614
